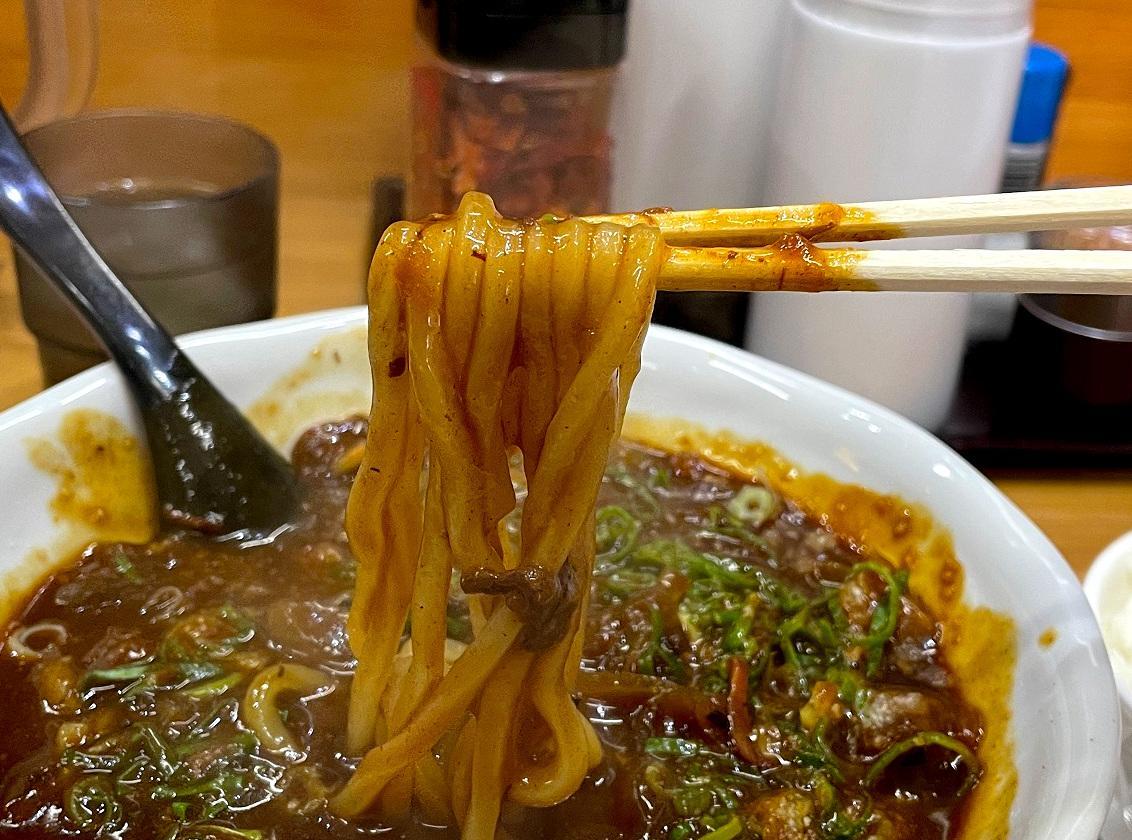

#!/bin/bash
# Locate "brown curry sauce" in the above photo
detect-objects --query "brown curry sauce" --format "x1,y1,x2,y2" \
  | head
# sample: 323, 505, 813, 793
0, 412, 1015, 839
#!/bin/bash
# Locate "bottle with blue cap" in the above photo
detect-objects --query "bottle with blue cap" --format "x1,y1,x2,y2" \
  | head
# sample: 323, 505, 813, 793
1002, 43, 1071, 193
974, 43, 1071, 342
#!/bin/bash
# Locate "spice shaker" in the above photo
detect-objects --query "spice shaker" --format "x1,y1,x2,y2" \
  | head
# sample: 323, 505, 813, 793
409, 0, 628, 220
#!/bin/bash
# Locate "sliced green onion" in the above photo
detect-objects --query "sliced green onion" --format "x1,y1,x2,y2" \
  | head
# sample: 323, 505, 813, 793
172, 729, 258, 762
119, 660, 220, 699
178, 660, 225, 684
822, 808, 872, 840
825, 666, 870, 712
169, 824, 263, 840
778, 601, 837, 688
727, 485, 779, 529
182, 672, 243, 699
844, 562, 903, 645
65, 776, 122, 830
637, 608, 661, 676
607, 466, 662, 516
170, 801, 191, 821
152, 770, 246, 804
445, 610, 472, 643
139, 726, 177, 779
60, 749, 122, 771
632, 540, 755, 589
595, 505, 640, 565
112, 549, 142, 583
115, 754, 151, 787
753, 570, 808, 614
701, 815, 744, 840
671, 785, 713, 817
600, 568, 659, 598
836, 561, 905, 676
863, 731, 980, 796
637, 606, 686, 681
703, 505, 771, 553
644, 737, 702, 758
722, 607, 756, 656
161, 606, 255, 662
794, 722, 844, 784
82, 659, 154, 689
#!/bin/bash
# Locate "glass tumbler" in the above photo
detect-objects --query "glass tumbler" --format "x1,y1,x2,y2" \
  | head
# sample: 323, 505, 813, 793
13, 109, 279, 384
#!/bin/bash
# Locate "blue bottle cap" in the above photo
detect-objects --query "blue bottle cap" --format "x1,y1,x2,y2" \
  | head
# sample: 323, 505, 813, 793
1010, 43, 1071, 145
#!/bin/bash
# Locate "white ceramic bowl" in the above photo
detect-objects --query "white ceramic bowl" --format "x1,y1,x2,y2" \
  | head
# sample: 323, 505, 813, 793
1085, 531, 1132, 718
1084, 532, 1132, 838
0, 307, 1118, 838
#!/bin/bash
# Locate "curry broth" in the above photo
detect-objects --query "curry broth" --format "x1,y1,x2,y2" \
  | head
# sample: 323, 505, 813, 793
0, 411, 158, 635
0, 410, 1013, 839
620, 417, 1017, 840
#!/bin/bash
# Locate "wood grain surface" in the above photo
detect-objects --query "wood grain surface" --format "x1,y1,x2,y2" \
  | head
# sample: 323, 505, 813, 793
0, 0, 1129, 576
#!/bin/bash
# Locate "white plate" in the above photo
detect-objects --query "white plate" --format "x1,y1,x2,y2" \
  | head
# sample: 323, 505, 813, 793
0, 306, 1118, 838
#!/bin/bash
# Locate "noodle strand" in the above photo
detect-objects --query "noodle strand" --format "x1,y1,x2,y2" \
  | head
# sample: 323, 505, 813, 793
336, 193, 663, 837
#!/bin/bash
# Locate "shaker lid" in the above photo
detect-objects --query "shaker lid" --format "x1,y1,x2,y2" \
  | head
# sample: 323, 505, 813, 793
1010, 43, 1071, 144
416, 0, 628, 70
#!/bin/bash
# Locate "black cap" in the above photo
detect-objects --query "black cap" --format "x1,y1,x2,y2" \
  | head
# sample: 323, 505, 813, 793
417, 0, 629, 71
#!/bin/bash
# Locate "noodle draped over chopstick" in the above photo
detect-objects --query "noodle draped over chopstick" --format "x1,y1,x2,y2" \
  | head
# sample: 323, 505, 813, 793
332, 192, 663, 837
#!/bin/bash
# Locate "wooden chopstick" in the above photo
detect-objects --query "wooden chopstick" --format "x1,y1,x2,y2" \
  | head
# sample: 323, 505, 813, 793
590, 185, 1132, 247
657, 246, 1132, 295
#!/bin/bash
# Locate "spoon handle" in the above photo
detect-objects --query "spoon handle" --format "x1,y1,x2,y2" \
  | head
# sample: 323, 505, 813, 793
0, 108, 182, 394
0, 105, 298, 537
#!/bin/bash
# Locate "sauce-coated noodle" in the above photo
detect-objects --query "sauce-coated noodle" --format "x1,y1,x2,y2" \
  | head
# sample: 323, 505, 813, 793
333, 193, 662, 836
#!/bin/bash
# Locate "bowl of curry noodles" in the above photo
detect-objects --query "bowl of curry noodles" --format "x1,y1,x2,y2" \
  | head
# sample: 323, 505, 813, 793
0, 305, 1117, 840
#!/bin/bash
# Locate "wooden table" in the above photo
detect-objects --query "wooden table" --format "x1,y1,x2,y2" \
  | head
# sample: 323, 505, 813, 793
0, 0, 1131, 577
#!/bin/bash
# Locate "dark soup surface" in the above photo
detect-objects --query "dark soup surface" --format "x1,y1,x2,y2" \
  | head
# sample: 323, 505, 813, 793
0, 418, 983, 839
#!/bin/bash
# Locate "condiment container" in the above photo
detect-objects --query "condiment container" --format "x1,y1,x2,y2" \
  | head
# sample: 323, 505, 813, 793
408, 0, 627, 219
611, 0, 784, 346
746, 0, 1032, 430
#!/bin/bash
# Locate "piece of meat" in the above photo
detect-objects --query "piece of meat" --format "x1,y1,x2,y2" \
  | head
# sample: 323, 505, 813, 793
462, 561, 579, 650
845, 687, 980, 757
744, 789, 820, 840
888, 597, 949, 687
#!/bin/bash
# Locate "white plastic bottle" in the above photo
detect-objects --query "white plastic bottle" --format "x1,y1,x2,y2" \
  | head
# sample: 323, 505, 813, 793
746, 0, 1032, 430
610, 0, 785, 344
610, 0, 784, 211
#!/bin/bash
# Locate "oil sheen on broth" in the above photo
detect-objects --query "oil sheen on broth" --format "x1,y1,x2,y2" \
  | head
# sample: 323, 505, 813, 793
0, 419, 984, 839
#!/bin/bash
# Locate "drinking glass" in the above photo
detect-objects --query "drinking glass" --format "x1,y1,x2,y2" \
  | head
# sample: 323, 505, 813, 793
13, 109, 279, 384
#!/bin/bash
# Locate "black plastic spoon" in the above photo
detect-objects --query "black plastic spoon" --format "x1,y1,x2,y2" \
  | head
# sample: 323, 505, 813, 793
0, 105, 299, 539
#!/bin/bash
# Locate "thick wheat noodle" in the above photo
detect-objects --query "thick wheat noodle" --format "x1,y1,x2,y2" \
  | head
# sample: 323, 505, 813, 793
334, 608, 524, 814
414, 753, 453, 825
332, 192, 663, 837
448, 717, 478, 828
343, 222, 426, 752
463, 653, 532, 834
